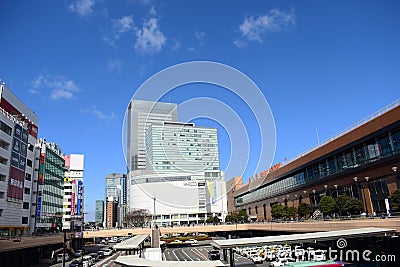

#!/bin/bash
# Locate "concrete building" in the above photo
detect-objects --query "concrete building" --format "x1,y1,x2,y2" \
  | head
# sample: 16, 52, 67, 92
105, 173, 127, 227
130, 122, 227, 226
30, 139, 65, 233
95, 200, 104, 227
125, 100, 177, 171
106, 196, 118, 228
0, 82, 39, 236
62, 154, 84, 231
231, 99, 400, 220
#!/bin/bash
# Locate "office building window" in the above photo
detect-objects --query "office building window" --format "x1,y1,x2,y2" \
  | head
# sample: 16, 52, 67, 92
24, 187, 30, 195
0, 174, 5, 182
22, 217, 28, 224
23, 202, 29, 209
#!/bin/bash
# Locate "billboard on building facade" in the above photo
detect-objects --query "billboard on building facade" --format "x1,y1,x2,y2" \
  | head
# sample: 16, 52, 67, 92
77, 180, 83, 215
36, 196, 42, 217
7, 123, 28, 201
70, 179, 76, 215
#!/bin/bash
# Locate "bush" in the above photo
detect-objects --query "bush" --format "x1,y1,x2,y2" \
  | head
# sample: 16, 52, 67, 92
271, 204, 285, 219
298, 203, 311, 218
344, 198, 364, 215
335, 195, 350, 216
389, 189, 400, 211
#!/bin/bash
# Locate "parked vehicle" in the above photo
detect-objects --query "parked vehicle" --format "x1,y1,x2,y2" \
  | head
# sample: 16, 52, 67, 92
56, 253, 70, 263
185, 239, 198, 245
250, 255, 263, 264
74, 250, 83, 257
97, 250, 105, 258
69, 259, 82, 267
103, 249, 113, 256
83, 255, 93, 266
208, 250, 220, 260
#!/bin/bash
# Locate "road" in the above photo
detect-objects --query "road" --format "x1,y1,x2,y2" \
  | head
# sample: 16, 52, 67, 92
163, 245, 271, 266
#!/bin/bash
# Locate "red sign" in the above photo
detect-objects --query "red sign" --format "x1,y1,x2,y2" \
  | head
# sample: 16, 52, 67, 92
7, 167, 25, 200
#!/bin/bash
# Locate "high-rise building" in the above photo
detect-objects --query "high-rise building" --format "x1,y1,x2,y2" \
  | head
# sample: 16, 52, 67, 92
126, 100, 178, 171
30, 139, 65, 233
95, 200, 104, 227
105, 173, 127, 227
0, 82, 39, 236
130, 122, 227, 226
62, 154, 84, 231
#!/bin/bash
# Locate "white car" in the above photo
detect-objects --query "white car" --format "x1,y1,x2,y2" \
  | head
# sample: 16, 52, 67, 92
250, 255, 263, 264
170, 239, 183, 244
185, 239, 198, 245
103, 249, 113, 256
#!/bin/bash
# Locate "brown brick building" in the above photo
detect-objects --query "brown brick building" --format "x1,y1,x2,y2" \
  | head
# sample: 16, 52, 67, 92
229, 101, 400, 220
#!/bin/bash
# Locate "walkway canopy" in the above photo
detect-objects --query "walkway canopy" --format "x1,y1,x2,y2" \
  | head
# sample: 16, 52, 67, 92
211, 227, 396, 249
113, 235, 149, 251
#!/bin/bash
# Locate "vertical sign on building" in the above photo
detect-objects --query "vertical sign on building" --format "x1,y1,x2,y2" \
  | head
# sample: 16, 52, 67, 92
36, 196, 42, 217
7, 123, 28, 201
71, 179, 76, 215
77, 180, 83, 216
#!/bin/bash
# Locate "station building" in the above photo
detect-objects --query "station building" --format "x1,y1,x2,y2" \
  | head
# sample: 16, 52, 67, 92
230, 100, 400, 220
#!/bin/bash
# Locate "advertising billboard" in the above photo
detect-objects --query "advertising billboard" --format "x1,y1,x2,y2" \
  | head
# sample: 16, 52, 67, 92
36, 196, 42, 217
70, 179, 76, 215
7, 124, 28, 201
77, 180, 83, 215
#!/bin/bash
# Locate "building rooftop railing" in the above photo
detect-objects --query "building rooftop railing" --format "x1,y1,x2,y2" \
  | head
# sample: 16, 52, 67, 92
282, 98, 400, 167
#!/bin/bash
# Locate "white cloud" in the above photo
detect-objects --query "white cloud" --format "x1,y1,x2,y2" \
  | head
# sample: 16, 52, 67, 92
135, 17, 166, 53
103, 15, 134, 47
233, 39, 247, 48
107, 58, 123, 71
195, 31, 205, 47
80, 106, 116, 120
68, 0, 95, 16
32, 74, 79, 100
172, 39, 181, 51
235, 9, 295, 47
113, 15, 134, 33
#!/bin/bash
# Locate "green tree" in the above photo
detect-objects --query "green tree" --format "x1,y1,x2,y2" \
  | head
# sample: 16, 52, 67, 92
344, 198, 364, 215
297, 203, 312, 218
319, 196, 336, 216
286, 206, 297, 219
335, 194, 350, 216
225, 213, 238, 223
238, 210, 248, 222
271, 204, 285, 219
388, 189, 400, 211
206, 216, 220, 224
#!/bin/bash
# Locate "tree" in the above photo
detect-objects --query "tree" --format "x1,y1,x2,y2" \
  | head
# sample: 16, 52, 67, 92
319, 196, 335, 216
285, 206, 297, 219
344, 198, 364, 215
238, 210, 248, 222
206, 216, 220, 224
125, 209, 151, 227
335, 194, 350, 216
388, 189, 400, 211
298, 203, 312, 218
271, 204, 285, 219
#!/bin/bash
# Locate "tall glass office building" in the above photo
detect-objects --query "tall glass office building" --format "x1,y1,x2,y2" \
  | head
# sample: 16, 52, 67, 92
125, 100, 178, 171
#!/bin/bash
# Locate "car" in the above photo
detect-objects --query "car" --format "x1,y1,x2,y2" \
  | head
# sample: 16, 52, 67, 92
170, 239, 183, 244
90, 253, 99, 261
97, 250, 105, 258
74, 250, 83, 257
208, 250, 220, 260
69, 259, 82, 267
56, 253, 70, 263
12, 238, 21, 242
101, 239, 107, 244
103, 249, 113, 256
250, 255, 263, 264
185, 239, 198, 245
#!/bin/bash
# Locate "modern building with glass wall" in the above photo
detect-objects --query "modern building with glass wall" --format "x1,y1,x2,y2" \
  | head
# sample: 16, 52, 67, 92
0, 82, 39, 236
125, 100, 178, 171
130, 121, 227, 226
95, 200, 104, 227
30, 139, 65, 233
231, 99, 400, 220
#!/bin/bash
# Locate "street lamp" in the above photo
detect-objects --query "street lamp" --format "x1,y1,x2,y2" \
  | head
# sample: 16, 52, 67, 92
312, 190, 316, 206
324, 185, 328, 196
334, 184, 338, 197
393, 166, 399, 188
353, 177, 359, 199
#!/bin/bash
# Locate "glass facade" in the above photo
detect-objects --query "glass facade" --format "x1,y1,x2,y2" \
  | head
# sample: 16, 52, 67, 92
236, 127, 400, 206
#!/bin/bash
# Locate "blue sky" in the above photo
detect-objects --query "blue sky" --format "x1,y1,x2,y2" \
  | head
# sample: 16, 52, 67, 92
1, 0, 399, 221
